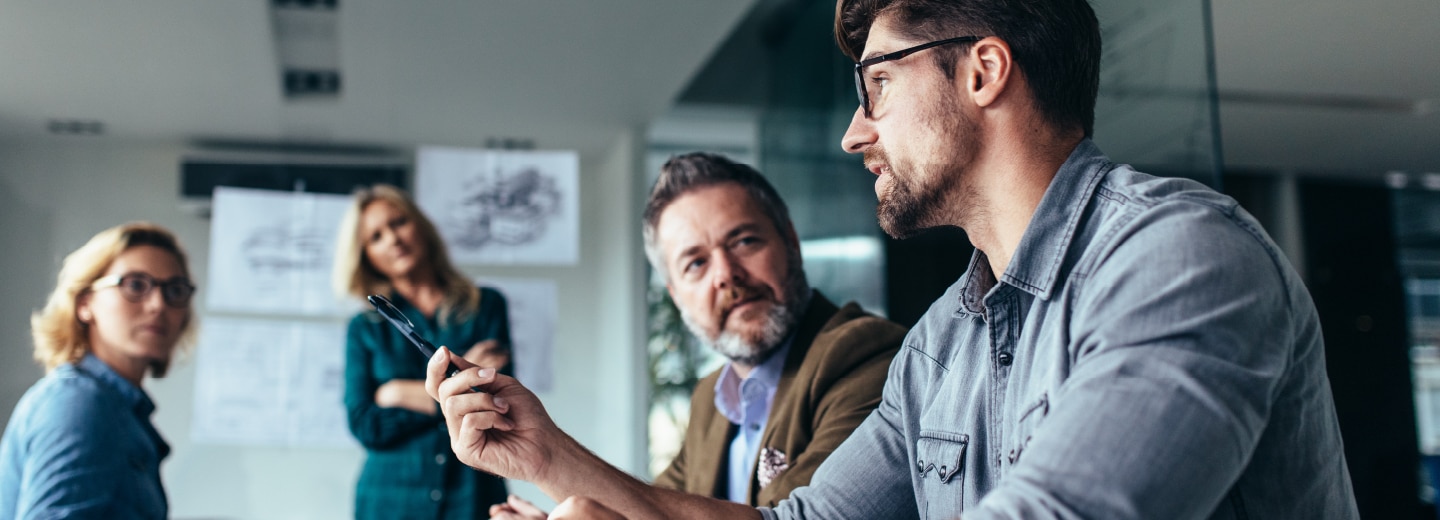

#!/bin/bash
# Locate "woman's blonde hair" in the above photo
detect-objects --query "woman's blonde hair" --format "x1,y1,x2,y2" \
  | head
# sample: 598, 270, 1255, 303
31, 222, 197, 376
333, 184, 479, 322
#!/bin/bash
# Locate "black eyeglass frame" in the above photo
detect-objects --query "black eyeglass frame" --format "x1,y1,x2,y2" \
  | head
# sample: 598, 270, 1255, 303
853, 36, 985, 118
91, 273, 197, 308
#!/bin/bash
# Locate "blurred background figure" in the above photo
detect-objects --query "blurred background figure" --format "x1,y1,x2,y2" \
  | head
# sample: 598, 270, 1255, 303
1, 222, 197, 519
333, 184, 512, 520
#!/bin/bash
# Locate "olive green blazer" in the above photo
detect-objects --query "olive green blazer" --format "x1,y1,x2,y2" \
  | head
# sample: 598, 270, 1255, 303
653, 292, 907, 507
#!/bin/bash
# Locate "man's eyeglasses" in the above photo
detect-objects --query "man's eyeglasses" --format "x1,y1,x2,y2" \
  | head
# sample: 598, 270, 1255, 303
853, 36, 984, 118
92, 273, 196, 308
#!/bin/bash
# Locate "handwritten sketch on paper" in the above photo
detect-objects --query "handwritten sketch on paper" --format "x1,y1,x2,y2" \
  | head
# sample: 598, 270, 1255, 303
190, 317, 355, 448
207, 187, 356, 317
479, 277, 557, 393
416, 147, 579, 265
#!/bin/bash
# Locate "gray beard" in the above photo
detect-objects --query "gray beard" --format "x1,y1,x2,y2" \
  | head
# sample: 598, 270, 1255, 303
681, 262, 810, 367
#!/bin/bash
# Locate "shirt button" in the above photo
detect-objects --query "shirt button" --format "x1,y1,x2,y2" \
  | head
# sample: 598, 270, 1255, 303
750, 424, 761, 431
430, 490, 443, 501
435, 454, 446, 465
997, 352, 1013, 366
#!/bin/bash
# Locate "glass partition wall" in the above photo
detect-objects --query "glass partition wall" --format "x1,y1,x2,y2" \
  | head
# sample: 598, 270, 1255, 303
644, 0, 1223, 477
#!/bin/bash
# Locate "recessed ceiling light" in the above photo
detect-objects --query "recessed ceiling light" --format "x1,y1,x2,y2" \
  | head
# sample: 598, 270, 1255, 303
46, 119, 105, 135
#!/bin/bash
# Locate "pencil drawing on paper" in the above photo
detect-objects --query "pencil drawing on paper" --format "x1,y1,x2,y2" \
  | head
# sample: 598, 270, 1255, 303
416, 147, 580, 265
241, 224, 331, 274
206, 187, 353, 315
446, 166, 564, 250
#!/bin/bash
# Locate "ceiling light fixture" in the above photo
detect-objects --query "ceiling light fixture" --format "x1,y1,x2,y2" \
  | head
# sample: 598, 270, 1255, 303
271, 0, 341, 99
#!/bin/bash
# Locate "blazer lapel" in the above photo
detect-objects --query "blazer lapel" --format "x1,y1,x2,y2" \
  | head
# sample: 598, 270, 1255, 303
693, 406, 739, 499
751, 292, 840, 500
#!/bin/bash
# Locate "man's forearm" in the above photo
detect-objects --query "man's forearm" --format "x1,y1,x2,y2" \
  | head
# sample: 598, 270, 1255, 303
539, 432, 761, 520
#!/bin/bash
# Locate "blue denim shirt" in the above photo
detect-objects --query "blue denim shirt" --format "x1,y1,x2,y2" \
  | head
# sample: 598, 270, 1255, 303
763, 140, 1358, 519
715, 339, 792, 503
1, 354, 170, 519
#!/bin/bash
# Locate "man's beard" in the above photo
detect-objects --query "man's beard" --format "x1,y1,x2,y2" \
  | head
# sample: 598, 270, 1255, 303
868, 91, 978, 239
680, 251, 810, 367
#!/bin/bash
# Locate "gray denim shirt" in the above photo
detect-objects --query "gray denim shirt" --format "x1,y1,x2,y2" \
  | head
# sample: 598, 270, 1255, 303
762, 140, 1358, 519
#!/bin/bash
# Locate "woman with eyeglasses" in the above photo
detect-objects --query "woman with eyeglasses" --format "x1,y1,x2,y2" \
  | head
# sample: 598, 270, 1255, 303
333, 184, 512, 520
0, 222, 196, 519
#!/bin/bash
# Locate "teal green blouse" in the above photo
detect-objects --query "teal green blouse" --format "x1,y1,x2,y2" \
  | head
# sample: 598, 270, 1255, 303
344, 286, 511, 520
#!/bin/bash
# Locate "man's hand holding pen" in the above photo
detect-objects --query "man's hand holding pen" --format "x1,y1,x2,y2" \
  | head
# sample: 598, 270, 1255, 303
424, 346, 569, 485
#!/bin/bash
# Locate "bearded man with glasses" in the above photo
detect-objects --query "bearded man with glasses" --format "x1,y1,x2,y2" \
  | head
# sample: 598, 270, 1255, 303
427, 0, 1359, 518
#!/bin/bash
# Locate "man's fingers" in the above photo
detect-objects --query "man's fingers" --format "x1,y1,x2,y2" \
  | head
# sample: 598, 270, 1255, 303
448, 346, 479, 370
460, 409, 516, 433
550, 497, 625, 520
508, 494, 546, 516
442, 388, 510, 416
491, 503, 522, 520
427, 346, 485, 397
424, 346, 452, 399
435, 365, 499, 401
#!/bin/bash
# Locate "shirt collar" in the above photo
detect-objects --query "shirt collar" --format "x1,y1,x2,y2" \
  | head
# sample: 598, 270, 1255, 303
958, 139, 1112, 311
714, 336, 794, 426
76, 353, 157, 418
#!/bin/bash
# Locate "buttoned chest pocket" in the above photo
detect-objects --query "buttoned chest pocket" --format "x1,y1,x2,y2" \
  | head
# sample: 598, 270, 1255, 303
916, 431, 968, 520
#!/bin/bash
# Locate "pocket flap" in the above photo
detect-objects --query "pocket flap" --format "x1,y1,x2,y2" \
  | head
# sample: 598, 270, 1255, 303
916, 431, 969, 484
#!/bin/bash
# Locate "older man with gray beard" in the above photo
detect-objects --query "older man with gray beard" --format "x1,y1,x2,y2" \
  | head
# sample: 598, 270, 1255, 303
488, 152, 905, 519
640, 152, 905, 508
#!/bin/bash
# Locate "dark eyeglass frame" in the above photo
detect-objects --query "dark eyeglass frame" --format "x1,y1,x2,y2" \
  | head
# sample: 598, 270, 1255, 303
853, 36, 985, 118
92, 273, 196, 308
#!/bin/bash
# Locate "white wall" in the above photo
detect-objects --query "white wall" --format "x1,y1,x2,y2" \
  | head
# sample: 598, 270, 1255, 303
0, 132, 648, 519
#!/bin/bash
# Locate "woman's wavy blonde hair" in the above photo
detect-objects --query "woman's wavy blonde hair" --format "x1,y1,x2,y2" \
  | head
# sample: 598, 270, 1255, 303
333, 184, 479, 323
31, 222, 197, 376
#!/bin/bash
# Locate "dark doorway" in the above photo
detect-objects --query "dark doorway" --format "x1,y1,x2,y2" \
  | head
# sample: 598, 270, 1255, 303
1300, 179, 1423, 519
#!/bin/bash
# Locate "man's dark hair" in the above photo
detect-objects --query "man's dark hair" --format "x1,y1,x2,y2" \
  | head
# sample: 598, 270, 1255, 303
642, 152, 794, 277
835, 0, 1101, 137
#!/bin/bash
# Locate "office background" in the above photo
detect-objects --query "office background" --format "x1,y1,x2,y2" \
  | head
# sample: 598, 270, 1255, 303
0, 0, 1437, 519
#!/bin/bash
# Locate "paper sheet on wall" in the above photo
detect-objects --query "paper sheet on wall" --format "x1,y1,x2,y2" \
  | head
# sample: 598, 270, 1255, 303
190, 317, 355, 447
206, 187, 356, 317
416, 147, 579, 265
478, 277, 556, 393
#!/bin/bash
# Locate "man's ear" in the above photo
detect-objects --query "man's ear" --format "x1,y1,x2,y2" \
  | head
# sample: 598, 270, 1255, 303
965, 36, 1014, 108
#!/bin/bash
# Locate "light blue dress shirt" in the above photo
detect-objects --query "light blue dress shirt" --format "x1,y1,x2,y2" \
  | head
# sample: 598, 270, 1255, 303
1, 354, 170, 519
715, 339, 792, 504
762, 140, 1358, 519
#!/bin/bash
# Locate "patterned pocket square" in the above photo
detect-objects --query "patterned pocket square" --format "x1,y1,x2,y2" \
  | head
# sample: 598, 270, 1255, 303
757, 447, 789, 489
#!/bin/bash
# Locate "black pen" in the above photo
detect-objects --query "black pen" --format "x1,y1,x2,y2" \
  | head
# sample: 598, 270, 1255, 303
368, 294, 479, 391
